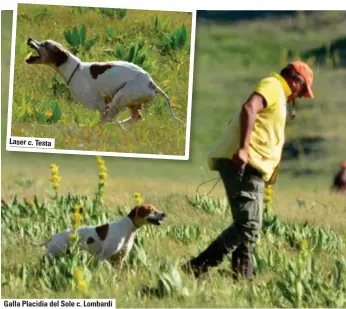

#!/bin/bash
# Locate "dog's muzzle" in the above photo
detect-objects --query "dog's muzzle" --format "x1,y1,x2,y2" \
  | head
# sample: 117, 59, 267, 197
147, 212, 166, 225
26, 38, 41, 63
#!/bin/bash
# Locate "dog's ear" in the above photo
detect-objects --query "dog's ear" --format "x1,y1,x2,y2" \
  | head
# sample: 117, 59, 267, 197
127, 206, 139, 221
128, 205, 153, 220
51, 45, 68, 67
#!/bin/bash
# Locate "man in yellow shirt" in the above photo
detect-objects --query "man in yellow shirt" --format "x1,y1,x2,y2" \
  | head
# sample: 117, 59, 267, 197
182, 61, 314, 280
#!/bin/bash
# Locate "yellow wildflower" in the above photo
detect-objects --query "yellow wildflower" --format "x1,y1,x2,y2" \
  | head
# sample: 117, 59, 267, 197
72, 212, 83, 222
72, 212, 83, 229
69, 233, 77, 241
51, 175, 61, 182
99, 172, 108, 180
96, 156, 108, 202
96, 156, 105, 165
73, 267, 84, 281
134, 192, 143, 205
263, 183, 274, 215
77, 280, 88, 291
73, 204, 84, 214
99, 164, 107, 172
45, 109, 54, 118
97, 157, 108, 182
50, 163, 57, 169
163, 79, 170, 88
300, 239, 309, 251
50, 163, 61, 196
264, 196, 272, 203
171, 96, 177, 108
265, 186, 273, 195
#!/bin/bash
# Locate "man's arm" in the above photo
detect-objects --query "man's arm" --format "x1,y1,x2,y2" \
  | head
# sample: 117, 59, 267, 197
239, 92, 267, 149
232, 93, 267, 168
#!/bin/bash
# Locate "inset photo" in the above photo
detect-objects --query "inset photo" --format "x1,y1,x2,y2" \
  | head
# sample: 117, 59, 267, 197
6, 1, 195, 159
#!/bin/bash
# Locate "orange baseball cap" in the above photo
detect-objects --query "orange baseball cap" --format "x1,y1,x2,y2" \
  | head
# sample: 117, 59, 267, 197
290, 61, 314, 99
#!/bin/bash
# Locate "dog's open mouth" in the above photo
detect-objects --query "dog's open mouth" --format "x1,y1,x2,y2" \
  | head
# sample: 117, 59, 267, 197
26, 38, 41, 63
147, 213, 166, 226
147, 218, 163, 225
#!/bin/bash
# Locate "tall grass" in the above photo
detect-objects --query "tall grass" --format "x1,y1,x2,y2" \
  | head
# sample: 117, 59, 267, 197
1, 158, 345, 306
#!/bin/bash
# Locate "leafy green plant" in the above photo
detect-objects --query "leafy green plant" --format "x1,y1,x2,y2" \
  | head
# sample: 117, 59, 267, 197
150, 16, 171, 33
141, 266, 189, 299
263, 212, 345, 254
155, 24, 189, 56
104, 41, 152, 70
14, 95, 62, 124
156, 267, 189, 298
33, 7, 52, 21
125, 243, 152, 270
71, 6, 96, 15
166, 224, 201, 245
270, 254, 346, 308
51, 76, 73, 101
186, 193, 229, 215
115, 9, 127, 20
99, 8, 127, 20
63, 25, 98, 55
104, 27, 125, 44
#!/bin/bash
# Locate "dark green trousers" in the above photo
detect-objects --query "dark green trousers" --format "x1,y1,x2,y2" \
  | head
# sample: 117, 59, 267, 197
189, 158, 264, 279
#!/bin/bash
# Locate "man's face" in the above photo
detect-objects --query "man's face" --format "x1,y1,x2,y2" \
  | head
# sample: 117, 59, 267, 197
287, 75, 307, 101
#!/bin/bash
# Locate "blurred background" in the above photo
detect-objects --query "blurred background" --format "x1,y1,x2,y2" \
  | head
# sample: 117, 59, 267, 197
2, 10, 346, 213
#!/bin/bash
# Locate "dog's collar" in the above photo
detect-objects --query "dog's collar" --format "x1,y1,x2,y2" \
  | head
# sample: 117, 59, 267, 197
67, 63, 80, 86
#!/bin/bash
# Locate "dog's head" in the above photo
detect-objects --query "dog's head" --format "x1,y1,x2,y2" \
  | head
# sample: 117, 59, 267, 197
25, 38, 68, 67
127, 204, 166, 228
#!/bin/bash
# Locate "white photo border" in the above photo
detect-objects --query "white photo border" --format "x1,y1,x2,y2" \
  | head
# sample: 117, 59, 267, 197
5, 0, 196, 161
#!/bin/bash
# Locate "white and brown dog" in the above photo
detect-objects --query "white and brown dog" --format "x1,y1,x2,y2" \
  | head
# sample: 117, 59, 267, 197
25, 38, 183, 127
31, 204, 166, 266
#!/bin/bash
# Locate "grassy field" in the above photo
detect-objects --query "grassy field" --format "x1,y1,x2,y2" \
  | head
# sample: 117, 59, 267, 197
2, 10, 346, 308
9, 4, 192, 155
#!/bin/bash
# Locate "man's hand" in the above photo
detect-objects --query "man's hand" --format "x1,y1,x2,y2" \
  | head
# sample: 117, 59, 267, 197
232, 147, 249, 170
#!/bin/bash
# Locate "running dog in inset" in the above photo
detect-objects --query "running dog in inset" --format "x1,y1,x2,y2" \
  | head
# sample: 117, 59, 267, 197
25, 38, 183, 128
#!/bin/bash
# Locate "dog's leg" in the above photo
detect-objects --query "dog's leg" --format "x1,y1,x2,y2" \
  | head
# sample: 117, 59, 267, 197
105, 79, 154, 126
102, 93, 132, 130
99, 106, 127, 131
119, 258, 126, 271
119, 106, 143, 125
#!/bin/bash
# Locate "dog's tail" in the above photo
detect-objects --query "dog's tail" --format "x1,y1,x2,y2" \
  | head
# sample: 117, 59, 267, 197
31, 238, 51, 247
151, 82, 183, 124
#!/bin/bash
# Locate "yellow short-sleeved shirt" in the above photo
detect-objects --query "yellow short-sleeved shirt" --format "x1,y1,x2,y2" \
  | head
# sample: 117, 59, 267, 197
207, 72, 292, 182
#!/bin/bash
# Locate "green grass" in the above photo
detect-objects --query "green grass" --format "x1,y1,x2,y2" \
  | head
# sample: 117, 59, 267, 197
2, 9, 346, 308
1, 159, 346, 307
10, 4, 192, 155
